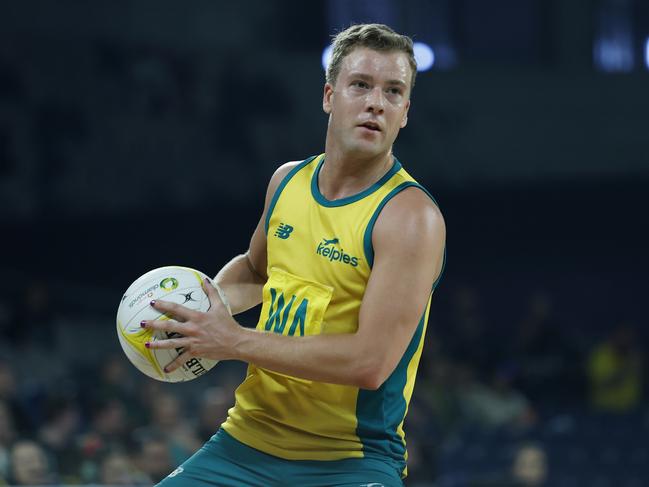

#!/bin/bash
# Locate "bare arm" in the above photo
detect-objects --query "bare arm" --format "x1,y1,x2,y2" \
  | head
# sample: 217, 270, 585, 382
210, 162, 298, 315
146, 186, 445, 389
212, 253, 264, 315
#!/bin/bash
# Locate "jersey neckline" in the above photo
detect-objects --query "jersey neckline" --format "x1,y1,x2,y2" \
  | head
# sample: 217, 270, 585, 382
310, 155, 403, 207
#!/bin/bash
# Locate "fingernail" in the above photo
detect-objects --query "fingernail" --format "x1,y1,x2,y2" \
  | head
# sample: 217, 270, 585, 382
140, 320, 146, 328
144, 342, 150, 348
204, 278, 211, 285
150, 300, 156, 306
163, 366, 169, 373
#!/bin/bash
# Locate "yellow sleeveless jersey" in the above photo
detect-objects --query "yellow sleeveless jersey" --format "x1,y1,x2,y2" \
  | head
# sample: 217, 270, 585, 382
222, 154, 444, 476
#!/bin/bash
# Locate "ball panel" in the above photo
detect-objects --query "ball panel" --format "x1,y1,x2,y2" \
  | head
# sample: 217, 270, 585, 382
116, 324, 163, 380
116, 321, 164, 379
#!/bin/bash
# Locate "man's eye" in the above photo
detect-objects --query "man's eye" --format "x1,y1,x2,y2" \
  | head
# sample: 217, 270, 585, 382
388, 87, 402, 95
353, 81, 369, 89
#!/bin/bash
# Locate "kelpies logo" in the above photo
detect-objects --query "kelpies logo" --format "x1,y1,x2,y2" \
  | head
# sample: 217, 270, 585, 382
316, 237, 360, 267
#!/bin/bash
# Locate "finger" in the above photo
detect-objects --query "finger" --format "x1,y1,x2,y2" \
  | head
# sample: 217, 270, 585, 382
145, 337, 190, 351
150, 299, 197, 322
163, 350, 193, 373
160, 313, 186, 323
202, 277, 219, 302
140, 318, 187, 335
202, 278, 232, 315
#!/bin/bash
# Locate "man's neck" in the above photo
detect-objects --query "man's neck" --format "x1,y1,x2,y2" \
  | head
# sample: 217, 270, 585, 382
318, 146, 394, 201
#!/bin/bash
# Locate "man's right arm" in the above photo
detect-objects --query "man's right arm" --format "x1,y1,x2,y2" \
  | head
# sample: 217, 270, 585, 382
211, 161, 299, 315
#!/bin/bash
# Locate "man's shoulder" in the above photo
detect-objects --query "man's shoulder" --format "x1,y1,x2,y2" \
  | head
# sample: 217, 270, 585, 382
372, 184, 446, 257
273, 159, 303, 180
264, 157, 317, 207
380, 185, 444, 230
269, 157, 317, 187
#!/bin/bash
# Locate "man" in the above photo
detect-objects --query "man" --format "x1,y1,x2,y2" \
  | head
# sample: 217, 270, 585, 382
144, 23, 446, 487
9, 440, 56, 485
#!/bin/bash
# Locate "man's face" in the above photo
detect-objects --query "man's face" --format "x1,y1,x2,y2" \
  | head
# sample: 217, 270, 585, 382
323, 47, 412, 159
12, 442, 50, 485
138, 440, 173, 482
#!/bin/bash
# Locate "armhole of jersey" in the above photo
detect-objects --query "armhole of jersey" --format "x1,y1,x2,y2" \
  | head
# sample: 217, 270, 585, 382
362, 181, 446, 291
264, 155, 318, 235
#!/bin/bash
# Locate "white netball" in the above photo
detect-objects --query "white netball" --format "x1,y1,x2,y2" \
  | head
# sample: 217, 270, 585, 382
116, 266, 217, 382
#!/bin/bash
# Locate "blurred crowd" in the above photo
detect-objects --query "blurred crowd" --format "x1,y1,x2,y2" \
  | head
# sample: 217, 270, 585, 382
406, 286, 646, 486
0, 278, 645, 486
0, 353, 243, 485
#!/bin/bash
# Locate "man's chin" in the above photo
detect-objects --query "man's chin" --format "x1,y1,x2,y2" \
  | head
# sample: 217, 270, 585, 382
344, 140, 386, 159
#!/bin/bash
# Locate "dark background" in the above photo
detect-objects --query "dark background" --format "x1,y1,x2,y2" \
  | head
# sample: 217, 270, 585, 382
0, 0, 648, 486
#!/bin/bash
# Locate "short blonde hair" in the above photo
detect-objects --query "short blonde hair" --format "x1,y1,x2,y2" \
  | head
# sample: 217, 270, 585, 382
326, 23, 417, 90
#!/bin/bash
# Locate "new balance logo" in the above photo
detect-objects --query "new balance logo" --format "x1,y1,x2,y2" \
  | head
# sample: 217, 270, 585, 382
274, 223, 294, 239
316, 237, 360, 267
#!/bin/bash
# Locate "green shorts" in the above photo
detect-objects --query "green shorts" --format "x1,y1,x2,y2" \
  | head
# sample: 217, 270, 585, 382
156, 429, 403, 487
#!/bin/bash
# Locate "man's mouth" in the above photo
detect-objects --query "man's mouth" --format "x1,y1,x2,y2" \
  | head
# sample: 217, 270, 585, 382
358, 121, 381, 132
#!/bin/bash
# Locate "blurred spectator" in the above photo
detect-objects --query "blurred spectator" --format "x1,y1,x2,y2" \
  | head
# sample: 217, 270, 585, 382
99, 450, 149, 485
0, 360, 30, 435
88, 397, 130, 445
415, 355, 465, 438
94, 355, 144, 425
8, 440, 57, 485
77, 397, 131, 481
469, 442, 548, 487
134, 431, 174, 484
587, 323, 644, 412
510, 443, 547, 487
197, 386, 234, 441
459, 364, 536, 431
511, 291, 580, 404
136, 380, 164, 413
0, 401, 16, 480
37, 394, 82, 481
145, 392, 201, 465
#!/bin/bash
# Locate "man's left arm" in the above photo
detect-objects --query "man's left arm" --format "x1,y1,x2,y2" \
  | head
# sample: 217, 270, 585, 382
354, 187, 445, 388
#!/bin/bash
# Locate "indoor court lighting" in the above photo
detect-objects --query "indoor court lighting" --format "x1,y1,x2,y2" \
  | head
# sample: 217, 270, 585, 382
413, 42, 435, 71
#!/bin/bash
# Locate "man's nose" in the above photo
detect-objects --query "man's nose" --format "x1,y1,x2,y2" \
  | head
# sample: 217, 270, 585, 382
365, 87, 385, 113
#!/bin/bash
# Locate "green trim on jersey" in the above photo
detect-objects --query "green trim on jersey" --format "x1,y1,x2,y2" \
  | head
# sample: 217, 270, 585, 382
362, 181, 439, 265
355, 310, 427, 477
310, 157, 403, 207
362, 181, 446, 291
264, 156, 318, 234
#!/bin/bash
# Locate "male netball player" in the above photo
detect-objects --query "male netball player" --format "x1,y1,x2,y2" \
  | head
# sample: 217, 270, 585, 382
144, 23, 446, 487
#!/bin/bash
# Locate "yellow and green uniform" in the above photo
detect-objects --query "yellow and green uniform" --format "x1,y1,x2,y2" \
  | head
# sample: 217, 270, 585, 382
222, 154, 444, 478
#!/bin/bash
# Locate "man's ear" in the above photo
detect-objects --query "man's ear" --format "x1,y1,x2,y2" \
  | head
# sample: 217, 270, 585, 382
400, 99, 410, 128
322, 83, 334, 114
